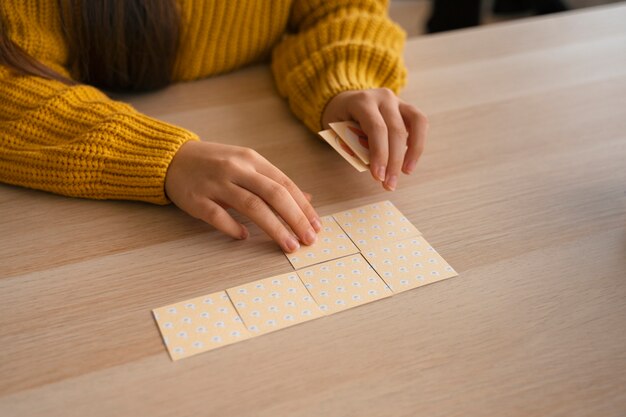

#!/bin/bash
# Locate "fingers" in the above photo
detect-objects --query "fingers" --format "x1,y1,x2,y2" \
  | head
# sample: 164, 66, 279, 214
323, 88, 427, 192
226, 183, 303, 253
400, 102, 428, 174
350, 99, 389, 182
252, 155, 322, 232
166, 141, 322, 252
348, 90, 427, 191
192, 199, 248, 240
379, 101, 409, 191
235, 172, 318, 246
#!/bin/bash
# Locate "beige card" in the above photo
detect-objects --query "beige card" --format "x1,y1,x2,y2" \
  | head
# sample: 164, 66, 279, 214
362, 236, 458, 293
332, 200, 421, 250
285, 215, 360, 269
297, 254, 393, 314
318, 129, 368, 172
227, 272, 325, 335
329, 121, 371, 165
152, 291, 251, 361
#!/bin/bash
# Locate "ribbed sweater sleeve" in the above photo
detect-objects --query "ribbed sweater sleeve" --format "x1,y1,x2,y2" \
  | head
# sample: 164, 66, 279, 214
271, 0, 407, 132
0, 3, 197, 204
0, 70, 198, 203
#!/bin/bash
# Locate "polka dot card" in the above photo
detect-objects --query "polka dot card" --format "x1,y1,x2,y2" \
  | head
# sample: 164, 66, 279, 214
297, 254, 393, 314
152, 200, 460, 361
285, 215, 359, 269
332, 201, 421, 250
362, 236, 458, 293
152, 291, 251, 361
227, 272, 325, 335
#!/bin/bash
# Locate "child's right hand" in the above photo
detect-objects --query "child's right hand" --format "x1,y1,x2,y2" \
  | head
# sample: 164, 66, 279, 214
165, 141, 321, 253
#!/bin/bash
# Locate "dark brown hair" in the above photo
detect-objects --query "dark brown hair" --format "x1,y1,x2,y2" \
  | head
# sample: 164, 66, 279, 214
0, 16, 70, 83
0, 0, 180, 91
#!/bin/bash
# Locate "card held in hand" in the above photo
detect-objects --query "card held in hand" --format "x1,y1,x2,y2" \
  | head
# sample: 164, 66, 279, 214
318, 129, 368, 172
329, 121, 371, 165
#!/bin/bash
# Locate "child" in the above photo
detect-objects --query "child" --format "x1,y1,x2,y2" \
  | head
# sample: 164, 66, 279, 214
0, 0, 427, 253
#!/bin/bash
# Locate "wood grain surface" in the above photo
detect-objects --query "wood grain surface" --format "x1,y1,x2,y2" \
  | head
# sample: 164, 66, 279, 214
1, 5, 625, 416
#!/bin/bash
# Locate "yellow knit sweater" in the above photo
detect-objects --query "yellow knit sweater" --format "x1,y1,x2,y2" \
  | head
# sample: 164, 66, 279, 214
0, 0, 406, 204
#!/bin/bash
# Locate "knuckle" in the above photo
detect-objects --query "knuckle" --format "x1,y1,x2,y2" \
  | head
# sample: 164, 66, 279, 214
369, 148, 384, 161
405, 105, 420, 116
379, 87, 395, 98
350, 100, 370, 115
271, 223, 289, 240
372, 155, 388, 167
238, 147, 259, 160
353, 97, 375, 111
269, 182, 290, 200
405, 105, 427, 121
389, 162, 404, 174
369, 119, 388, 134
218, 157, 240, 172
353, 90, 371, 101
277, 175, 296, 192
390, 124, 409, 141
302, 203, 316, 218
294, 214, 311, 231
389, 154, 404, 167
203, 204, 221, 223
243, 194, 264, 211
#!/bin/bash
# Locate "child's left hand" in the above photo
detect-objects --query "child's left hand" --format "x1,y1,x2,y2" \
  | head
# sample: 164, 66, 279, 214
321, 88, 428, 191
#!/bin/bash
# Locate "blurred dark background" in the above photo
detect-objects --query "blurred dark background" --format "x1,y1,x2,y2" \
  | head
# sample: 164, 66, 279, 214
389, 0, 625, 36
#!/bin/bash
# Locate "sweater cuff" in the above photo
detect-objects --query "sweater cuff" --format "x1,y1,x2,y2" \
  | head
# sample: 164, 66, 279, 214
280, 42, 407, 132
96, 113, 199, 205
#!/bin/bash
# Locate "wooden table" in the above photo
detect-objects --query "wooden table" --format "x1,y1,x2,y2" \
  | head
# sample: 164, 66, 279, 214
1, 5, 625, 416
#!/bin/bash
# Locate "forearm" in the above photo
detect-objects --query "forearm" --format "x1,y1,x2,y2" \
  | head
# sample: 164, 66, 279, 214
0, 70, 198, 204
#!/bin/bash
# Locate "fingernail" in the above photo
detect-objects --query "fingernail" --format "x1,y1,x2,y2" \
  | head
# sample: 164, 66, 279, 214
285, 236, 300, 253
303, 228, 317, 245
385, 175, 398, 191
311, 217, 322, 232
377, 166, 387, 182
240, 227, 249, 240
404, 160, 417, 174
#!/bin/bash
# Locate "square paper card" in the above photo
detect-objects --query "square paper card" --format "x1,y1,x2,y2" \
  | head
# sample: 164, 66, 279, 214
318, 129, 368, 172
227, 272, 325, 335
285, 215, 359, 269
297, 254, 393, 314
362, 236, 458, 293
153, 291, 251, 360
329, 121, 371, 165
332, 200, 421, 250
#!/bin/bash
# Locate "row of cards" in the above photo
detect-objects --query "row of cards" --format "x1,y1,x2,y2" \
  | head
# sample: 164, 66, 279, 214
319, 121, 371, 172
153, 201, 458, 361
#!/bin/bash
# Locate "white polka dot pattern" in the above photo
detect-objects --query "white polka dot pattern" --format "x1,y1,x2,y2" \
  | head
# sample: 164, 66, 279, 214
363, 236, 458, 292
227, 272, 325, 335
297, 254, 393, 314
152, 291, 251, 360
333, 200, 421, 250
153, 201, 459, 361
286, 215, 359, 269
